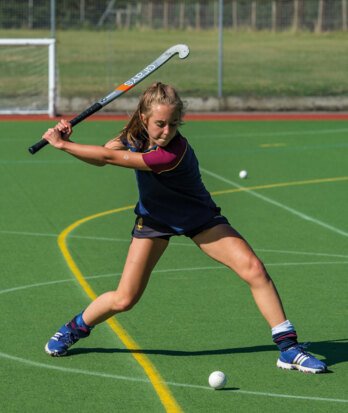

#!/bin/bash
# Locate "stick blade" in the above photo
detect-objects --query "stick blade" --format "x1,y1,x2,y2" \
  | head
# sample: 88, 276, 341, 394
177, 44, 190, 59
166, 44, 190, 60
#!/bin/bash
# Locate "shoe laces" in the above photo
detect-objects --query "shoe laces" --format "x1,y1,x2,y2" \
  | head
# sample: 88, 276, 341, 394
57, 329, 79, 347
291, 342, 312, 357
300, 342, 311, 350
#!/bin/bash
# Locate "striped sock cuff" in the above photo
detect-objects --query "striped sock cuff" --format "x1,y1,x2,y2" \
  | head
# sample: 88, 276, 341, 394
272, 330, 298, 351
272, 320, 298, 351
75, 311, 93, 331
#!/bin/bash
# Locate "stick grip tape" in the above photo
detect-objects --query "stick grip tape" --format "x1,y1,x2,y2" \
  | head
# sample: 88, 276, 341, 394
69, 102, 103, 127
28, 102, 103, 155
28, 139, 49, 154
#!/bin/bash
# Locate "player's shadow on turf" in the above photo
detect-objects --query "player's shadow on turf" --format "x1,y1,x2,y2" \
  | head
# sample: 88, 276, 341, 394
305, 338, 347, 368
69, 338, 347, 368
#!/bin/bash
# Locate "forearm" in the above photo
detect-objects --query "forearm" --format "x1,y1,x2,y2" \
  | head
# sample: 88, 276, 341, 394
42, 122, 115, 166
58, 140, 149, 170
60, 141, 111, 166
70, 152, 106, 167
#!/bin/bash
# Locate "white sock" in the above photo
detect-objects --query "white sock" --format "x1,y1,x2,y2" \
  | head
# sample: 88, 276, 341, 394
271, 320, 295, 336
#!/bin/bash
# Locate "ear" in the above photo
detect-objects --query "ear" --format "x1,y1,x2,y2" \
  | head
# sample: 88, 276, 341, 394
140, 113, 147, 126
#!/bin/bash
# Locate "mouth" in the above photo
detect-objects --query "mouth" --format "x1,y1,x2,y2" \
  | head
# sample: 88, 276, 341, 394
157, 137, 170, 146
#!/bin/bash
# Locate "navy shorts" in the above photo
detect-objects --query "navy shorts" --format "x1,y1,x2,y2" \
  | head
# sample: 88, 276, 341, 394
131, 215, 230, 240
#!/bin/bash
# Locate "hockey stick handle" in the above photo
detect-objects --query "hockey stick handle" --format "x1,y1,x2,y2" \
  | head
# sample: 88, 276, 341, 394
28, 102, 103, 154
28, 138, 49, 154
70, 102, 103, 127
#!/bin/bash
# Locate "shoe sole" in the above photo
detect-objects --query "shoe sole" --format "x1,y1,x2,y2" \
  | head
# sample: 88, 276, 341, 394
44, 343, 67, 357
277, 359, 325, 374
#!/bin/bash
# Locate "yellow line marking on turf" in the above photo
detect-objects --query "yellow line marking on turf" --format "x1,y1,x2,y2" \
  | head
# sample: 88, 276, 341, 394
56, 176, 347, 412
211, 176, 348, 196
58, 205, 183, 413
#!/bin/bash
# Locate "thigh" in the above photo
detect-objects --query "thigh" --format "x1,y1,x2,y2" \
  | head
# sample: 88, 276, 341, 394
116, 237, 169, 300
192, 224, 260, 277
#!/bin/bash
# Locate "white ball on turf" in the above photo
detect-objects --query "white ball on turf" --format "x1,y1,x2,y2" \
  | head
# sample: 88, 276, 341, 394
208, 371, 227, 390
239, 170, 248, 179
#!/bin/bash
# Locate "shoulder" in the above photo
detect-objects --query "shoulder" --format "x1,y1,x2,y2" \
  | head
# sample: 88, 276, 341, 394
103, 136, 127, 150
142, 134, 188, 174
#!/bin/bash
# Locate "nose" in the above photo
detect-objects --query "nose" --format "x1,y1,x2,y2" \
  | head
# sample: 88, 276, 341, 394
161, 125, 172, 137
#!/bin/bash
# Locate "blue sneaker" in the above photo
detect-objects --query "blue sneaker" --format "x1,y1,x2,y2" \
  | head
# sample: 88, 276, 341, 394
45, 318, 90, 357
277, 345, 327, 374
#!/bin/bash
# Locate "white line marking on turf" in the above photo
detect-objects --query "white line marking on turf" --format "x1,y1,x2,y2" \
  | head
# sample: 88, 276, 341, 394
226, 390, 348, 404
201, 168, 348, 238
0, 351, 149, 384
0, 229, 129, 243
0, 160, 76, 164
0, 278, 77, 295
0, 230, 58, 238
0, 351, 346, 404
256, 248, 348, 259
1, 261, 348, 296
196, 127, 348, 140
1, 229, 348, 258
267, 261, 348, 266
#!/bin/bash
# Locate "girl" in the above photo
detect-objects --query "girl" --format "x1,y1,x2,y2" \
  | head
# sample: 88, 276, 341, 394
43, 82, 326, 373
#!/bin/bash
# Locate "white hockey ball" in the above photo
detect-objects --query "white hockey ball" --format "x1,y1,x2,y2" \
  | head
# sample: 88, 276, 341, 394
239, 170, 248, 179
208, 371, 227, 390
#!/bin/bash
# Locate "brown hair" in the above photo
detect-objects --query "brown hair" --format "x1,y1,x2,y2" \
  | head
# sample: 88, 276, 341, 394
119, 82, 185, 151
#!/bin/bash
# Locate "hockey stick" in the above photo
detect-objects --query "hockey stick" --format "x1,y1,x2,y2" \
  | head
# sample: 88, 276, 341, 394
28, 44, 189, 154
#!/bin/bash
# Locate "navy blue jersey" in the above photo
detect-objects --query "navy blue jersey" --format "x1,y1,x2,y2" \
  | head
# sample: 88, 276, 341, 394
130, 133, 221, 234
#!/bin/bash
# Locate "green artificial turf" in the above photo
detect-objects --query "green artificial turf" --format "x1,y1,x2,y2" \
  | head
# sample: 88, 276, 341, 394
0, 118, 347, 412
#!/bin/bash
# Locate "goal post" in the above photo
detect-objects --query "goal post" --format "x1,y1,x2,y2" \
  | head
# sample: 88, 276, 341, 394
0, 38, 56, 117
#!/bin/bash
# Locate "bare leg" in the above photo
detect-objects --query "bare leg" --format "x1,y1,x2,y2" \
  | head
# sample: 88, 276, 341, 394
192, 224, 286, 328
83, 237, 169, 326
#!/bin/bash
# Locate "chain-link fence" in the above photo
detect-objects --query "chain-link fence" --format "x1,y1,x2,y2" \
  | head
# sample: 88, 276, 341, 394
1, 0, 347, 31
1, 1, 348, 113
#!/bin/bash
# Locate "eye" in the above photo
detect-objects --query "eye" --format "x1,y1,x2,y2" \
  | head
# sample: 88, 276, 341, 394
155, 120, 180, 128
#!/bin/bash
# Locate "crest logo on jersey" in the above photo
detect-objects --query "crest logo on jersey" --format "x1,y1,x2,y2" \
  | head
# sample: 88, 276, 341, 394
136, 217, 143, 230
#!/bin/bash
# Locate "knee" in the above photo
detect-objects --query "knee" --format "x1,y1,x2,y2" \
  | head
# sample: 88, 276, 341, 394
238, 257, 270, 287
110, 292, 139, 313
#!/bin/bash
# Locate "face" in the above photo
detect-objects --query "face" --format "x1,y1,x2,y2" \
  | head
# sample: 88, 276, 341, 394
141, 104, 181, 148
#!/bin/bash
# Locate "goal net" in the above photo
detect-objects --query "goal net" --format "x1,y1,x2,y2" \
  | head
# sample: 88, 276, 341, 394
0, 38, 56, 117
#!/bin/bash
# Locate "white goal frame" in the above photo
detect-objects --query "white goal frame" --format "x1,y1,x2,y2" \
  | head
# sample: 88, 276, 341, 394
0, 38, 56, 117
